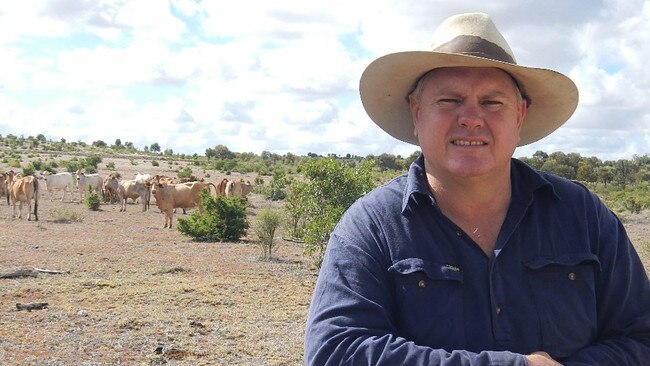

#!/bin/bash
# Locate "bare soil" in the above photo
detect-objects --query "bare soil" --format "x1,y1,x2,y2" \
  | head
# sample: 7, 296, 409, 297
0, 155, 648, 365
0, 156, 316, 365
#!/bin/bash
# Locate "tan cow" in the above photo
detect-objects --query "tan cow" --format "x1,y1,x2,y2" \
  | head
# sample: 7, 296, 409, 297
225, 179, 253, 197
103, 174, 120, 204
117, 179, 151, 212
233, 179, 254, 197
151, 181, 217, 228
216, 178, 229, 196
6, 171, 39, 221
0, 172, 8, 205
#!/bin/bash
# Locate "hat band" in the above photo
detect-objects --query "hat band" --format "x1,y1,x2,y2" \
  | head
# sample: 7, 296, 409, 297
433, 35, 516, 64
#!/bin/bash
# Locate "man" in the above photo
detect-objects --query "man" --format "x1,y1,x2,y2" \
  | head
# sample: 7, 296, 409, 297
304, 13, 650, 365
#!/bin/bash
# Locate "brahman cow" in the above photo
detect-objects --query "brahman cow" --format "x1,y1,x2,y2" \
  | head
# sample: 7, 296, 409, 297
134, 172, 152, 182
117, 179, 151, 212
6, 171, 39, 221
225, 179, 253, 198
216, 178, 229, 196
41, 171, 74, 202
0, 172, 8, 205
75, 170, 103, 201
151, 181, 217, 228
103, 174, 120, 204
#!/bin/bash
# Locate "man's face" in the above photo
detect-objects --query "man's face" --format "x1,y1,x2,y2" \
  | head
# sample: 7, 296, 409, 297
409, 67, 527, 181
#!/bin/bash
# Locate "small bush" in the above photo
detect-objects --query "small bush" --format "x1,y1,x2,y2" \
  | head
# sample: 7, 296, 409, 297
22, 163, 36, 176
151, 160, 159, 167
84, 187, 101, 211
177, 166, 193, 179
255, 208, 283, 259
106, 162, 116, 170
177, 191, 249, 242
50, 208, 83, 223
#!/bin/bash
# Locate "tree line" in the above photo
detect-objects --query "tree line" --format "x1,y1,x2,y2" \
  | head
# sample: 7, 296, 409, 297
1, 133, 648, 188
1, 133, 648, 265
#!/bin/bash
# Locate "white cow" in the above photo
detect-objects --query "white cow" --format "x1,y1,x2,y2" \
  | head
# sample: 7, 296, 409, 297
134, 172, 152, 182
117, 179, 151, 212
41, 171, 75, 202
75, 170, 103, 201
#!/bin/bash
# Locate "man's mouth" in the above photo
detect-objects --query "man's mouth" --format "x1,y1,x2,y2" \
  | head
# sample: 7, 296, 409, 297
452, 140, 487, 146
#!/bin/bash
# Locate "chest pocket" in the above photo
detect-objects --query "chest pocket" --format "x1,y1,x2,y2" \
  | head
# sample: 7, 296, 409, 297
524, 253, 600, 359
388, 258, 464, 350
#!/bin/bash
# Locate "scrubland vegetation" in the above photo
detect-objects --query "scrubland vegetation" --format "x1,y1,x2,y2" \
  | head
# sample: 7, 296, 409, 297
1, 133, 649, 266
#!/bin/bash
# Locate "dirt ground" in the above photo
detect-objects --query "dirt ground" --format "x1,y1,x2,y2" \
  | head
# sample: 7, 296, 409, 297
0, 156, 316, 366
0, 155, 648, 365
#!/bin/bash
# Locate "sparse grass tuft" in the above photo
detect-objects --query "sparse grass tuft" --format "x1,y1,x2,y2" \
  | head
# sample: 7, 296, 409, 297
49, 208, 83, 223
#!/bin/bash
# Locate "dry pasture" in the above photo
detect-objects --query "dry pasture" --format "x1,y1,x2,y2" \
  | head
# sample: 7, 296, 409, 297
0, 155, 648, 365
0, 156, 317, 365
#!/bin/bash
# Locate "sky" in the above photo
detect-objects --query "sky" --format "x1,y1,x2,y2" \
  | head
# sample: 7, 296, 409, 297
0, 1, 648, 161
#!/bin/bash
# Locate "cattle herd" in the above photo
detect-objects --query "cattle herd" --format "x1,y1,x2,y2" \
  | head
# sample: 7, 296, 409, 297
0, 170, 254, 228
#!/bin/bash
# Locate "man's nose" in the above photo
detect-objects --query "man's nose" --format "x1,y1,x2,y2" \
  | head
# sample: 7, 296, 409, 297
457, 102, 484, 129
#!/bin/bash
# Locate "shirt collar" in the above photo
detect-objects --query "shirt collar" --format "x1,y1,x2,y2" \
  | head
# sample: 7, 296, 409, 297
401, 155, 558, 213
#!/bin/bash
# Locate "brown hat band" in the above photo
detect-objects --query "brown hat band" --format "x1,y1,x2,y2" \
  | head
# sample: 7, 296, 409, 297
433, 35, 516, 64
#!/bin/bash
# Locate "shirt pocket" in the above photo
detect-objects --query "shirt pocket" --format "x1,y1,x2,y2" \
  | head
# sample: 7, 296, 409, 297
388, 258, 464, 349
524, 253, 600, 359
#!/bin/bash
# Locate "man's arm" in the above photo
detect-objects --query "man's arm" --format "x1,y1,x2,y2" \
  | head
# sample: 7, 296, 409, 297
561, 207, 650, 365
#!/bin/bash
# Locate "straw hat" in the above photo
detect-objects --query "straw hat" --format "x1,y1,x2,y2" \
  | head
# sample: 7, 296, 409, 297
359, 12, 579, 146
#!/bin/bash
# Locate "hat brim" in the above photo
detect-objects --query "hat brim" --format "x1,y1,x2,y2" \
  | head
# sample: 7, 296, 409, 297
359, 51, 579, 146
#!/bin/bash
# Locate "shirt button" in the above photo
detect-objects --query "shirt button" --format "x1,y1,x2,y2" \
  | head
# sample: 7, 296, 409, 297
418, 280, 427, 288
456, 231, 462, 237
496, 306, 501, 315
568, 272, 576, 281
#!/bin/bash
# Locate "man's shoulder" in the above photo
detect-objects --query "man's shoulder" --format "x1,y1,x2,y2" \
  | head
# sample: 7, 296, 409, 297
355, 173, 408, 207
513, 159, 595, 200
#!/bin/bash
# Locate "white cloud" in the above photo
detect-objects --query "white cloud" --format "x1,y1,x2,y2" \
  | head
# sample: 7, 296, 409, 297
0, 0, 648, 160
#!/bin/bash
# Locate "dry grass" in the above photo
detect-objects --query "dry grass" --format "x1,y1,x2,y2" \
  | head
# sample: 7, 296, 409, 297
0, 154, 648, 365
0, 155, 316, 365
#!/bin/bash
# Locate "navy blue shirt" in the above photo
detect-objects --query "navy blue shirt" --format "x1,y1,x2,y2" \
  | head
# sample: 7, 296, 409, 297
304, 156, 650, 365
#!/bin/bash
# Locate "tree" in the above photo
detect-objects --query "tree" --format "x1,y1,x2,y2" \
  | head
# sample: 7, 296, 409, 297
576, 161, 597, 183
285, 157, 375, 267
540, 159, 574, 179
254, 208, 283, 260
596, 166, 614, 186
92, 140, 107, 148
150, 142, 161, 152
213, 144, 235, 159
376, 153, 402, 171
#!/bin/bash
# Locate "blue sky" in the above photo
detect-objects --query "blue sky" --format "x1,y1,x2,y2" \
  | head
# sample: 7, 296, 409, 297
0, 0, 648, 160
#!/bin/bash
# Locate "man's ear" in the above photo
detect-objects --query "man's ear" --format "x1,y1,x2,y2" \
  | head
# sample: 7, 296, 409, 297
409, 96, 420, 137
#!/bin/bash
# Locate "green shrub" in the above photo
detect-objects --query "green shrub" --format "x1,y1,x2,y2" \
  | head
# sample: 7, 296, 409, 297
177, 166, 193, 179
177, 191, 249, 242
22, 163, 36, 176
285, 157, 375, 267
254, 207, 283, 259
263, 170, 291, 201
83, 187, 101, 211
106, 162, 116, 170
151, 160, 159, 167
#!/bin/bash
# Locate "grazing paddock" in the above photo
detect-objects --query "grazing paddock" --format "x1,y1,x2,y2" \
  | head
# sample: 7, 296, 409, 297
0, 155, 648, 365
0, 179, 316, 365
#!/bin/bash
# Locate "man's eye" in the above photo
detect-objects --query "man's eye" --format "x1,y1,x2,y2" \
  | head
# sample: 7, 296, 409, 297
482, 100, 503, 107
438, 99, 460, 104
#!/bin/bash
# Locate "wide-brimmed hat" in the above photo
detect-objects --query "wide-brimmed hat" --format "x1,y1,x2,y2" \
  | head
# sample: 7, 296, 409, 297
359, 12, 579, 146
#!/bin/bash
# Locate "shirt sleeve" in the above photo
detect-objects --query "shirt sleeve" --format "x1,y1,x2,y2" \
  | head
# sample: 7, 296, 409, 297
562, 202, 650, 365
304, 229, 528, 366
